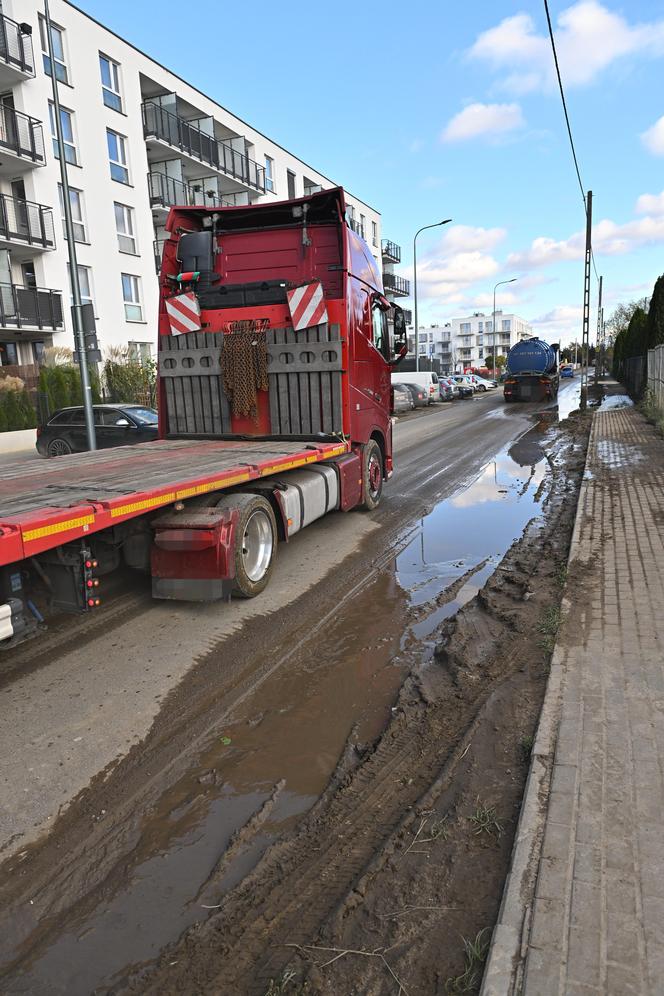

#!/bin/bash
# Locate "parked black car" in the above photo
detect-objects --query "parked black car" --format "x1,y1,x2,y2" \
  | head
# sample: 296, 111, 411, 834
37, 404, 159, 457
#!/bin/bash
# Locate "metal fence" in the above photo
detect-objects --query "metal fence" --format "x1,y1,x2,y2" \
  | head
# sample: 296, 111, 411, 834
0, 104, 44, 164
0, 194, 55, 249
647, 344, 664, 410
0, 14, 34, 75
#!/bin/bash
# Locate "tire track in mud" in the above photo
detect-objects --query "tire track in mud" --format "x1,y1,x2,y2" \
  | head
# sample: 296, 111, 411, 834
121, 416, 590, 996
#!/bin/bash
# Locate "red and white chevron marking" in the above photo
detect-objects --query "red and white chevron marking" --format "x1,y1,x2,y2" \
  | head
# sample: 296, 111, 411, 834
287, 281, 328, 331
165, 292, 201, 335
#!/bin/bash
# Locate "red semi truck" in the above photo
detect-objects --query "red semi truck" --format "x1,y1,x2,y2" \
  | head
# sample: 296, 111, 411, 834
0, 188, 407, 648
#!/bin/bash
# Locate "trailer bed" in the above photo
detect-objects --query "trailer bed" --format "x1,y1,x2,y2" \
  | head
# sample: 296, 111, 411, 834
0, 438, 347, 566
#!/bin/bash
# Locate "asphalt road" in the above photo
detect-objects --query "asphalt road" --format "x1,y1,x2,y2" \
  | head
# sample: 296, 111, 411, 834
0, 382, 579, 861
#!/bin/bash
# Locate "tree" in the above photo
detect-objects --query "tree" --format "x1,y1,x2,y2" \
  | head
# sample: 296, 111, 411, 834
494, 354, 507, 369
622, 307, 648, 359
606, 297, 649, 346
646, 274, 664, 349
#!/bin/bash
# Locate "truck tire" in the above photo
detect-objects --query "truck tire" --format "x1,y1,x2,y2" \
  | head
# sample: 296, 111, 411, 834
362, 439, 383, 511
216, 493, 277, 597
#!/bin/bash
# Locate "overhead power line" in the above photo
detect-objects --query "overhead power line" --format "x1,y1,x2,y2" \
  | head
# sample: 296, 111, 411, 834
542, 0, 600, 283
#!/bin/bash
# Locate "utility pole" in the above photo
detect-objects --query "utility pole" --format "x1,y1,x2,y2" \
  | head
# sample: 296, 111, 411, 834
580, 190, 592, 412
44, 0, 96, 450
594, 275, 603, 383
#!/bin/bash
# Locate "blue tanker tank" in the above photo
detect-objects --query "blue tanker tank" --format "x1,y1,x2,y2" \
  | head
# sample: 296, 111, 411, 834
506, 338, 557, 376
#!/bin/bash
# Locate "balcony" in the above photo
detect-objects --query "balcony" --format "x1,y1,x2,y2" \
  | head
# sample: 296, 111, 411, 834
0, 106, 45, 172
381, 239, 401, 264
0, 15, 34, 85
0, 195, 55, 256
142, 102, 265, 193
148, 171, 248, 214
382, 272, 410, 297
0, 284, 63, 331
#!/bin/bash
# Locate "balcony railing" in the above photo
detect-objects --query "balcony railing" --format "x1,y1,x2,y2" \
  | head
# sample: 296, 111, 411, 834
381, 239, 401, 263
142, 102, 265, 192
148, 171, 248, 211
0, 284, 63, 330
0, 105, 45, 165
349, 217, 365, 238
0, 194, 55, 249
0, 15, 34, 76
382, 272, 411, 296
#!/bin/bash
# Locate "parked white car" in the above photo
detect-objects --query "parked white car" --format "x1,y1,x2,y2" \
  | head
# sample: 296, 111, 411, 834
390, 371, 439, 405
472, 375, 497, 391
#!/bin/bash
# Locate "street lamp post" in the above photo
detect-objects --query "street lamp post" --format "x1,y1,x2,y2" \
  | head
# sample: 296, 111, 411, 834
413, 219, 452, 371
491, 278, 517, 375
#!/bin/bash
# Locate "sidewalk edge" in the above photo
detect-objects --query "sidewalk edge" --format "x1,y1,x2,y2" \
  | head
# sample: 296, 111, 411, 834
480, 414, 595, 995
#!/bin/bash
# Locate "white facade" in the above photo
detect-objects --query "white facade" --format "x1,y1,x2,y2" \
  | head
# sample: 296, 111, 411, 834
412, 311, 533, 372
0, 0, 381, 371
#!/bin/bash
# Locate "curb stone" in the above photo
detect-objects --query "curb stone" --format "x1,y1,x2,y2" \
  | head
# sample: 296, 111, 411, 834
480, 414, 594, 996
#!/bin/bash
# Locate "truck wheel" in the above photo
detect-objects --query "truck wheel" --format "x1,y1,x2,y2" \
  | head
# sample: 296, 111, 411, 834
216, 494, 277, 597
47, 438, 72, 457
362, 439, 383, 511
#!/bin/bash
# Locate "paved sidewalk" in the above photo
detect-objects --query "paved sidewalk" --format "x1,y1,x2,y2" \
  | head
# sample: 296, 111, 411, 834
482, 401, 664, 995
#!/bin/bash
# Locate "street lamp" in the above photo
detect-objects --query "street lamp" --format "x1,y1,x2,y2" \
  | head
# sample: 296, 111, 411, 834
491, 277, 517, 375
413, 219, 452, 371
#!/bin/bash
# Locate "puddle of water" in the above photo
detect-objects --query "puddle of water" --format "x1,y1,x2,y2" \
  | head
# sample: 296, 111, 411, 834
395, 432, 547, 650
5, 431, 550, 995
556, 381, 581, 421
601, 393, 633, 411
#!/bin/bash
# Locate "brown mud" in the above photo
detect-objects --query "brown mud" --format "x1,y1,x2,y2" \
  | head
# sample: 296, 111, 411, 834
109, 413, 591, 996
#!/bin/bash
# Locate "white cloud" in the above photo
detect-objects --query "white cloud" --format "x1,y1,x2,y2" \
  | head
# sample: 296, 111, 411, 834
508, 212, 664, 269
441, 102, 524, 143
641, 116, 664, 156
636, 190, 664, 215
469, 1, 664, 94
531, 305, 583, 345
441, 224, 507, 253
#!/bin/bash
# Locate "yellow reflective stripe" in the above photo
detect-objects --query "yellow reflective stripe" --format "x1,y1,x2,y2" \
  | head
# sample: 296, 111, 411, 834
260, 446, 346, 477
23, 514, 95, 543
110, 494, 176, 518
175, 472, 251, 499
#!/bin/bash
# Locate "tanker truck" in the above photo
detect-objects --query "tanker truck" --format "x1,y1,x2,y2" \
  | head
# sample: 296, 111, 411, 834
503, 338, 559, 403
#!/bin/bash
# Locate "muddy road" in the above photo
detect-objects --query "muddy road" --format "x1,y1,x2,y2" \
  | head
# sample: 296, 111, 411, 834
0, 381, 584, 995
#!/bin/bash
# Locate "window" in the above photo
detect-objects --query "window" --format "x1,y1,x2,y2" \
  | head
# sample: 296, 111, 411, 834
39, 18, 68, 84
478, 321, 484, 332
49, 103, 77, 165
460, 322, 471, 333
371, 303, 388, 360
360, 213, 365, 237
127, 342, 153, 364
372, 220, 378, 247
0, 341, 18, 366
287, 170, 296, 200
107, 129, 129, 184
68, 264, 94, 309
502, 319, 511, 332
486, 321, 493, 333
99, 54, 122, 112
264, 155, 274, 192
58, 184, 86, 242
114, 203, 136, 254
122, 273, 143, 321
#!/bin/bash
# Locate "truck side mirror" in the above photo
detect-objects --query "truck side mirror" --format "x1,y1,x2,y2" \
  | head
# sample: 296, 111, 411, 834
391, 306, 408, 363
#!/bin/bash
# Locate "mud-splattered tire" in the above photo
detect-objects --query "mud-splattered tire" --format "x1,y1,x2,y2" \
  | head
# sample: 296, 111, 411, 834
361, 439, 383, 511
216, 493, 277, 597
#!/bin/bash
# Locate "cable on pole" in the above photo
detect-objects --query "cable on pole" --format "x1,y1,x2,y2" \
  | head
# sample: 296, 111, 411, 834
543, 0, 600, 286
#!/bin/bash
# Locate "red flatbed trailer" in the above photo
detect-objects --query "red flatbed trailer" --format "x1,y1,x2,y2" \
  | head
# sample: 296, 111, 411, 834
0, 188, 407, 648
0, 438, 347, 565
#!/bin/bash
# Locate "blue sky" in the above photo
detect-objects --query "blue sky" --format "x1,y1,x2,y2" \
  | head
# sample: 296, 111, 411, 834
78, 0, 664, 345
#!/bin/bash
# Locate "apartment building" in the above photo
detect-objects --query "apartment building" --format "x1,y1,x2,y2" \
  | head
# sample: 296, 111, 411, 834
0, 0, 381, 379
411, 311, 533, 373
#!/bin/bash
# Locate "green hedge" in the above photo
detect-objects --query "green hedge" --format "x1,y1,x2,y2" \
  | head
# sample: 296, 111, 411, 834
0, 389, 37, 432
38, 365, 101, 415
